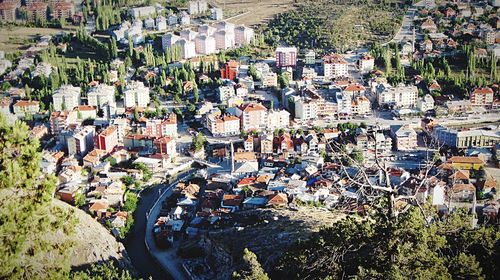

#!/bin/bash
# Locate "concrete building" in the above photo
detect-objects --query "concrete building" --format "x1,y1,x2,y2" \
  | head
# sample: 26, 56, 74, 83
214, 30, 234, 50
304, 50, 315, 65
0, 1, 17, 22
207, 114, 240, 136
67, 126, 95, 157
198, 24, 216, 36
235, 25, 254, 45
145, 114, 178, 138
417, 94, 435, 112
377, 85, 418, 108
25, 2, 48, 21
235, 103, 268, 131
390, 125, 417, 151
261, 72, 278, 88
176, 38, 196, 59
95, 126, 118, 154
188, 0, 208, 14
358, 54, 375, 74
129, 6, 156, 19
162, 33, 181, 51
156, 15, 167, 31
323, 54, 348, 78
13, 100, 39, 115
53, 85, 81, 111
112, 118, 130, 144
123, 81, 150, 108
432, 125, 500, 148
194, 35, 216, 55
211, 7, 223, 20
49, 111, 77, 135
87, 84, 116, 114
53, 1, 74, 19
276, 47, 297, 68
267, 110, 290, 130
180, 29, 198, 41
470, 87, 494, 107
217, 85, 236, 103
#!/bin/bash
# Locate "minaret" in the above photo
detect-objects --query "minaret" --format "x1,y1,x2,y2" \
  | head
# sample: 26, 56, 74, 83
230, 141, 235, 174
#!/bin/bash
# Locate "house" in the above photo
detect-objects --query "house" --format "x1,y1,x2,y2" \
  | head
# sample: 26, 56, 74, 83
13, 100, 39, 115
221, 194, 243, 212
56, 184, 81, 204
450, 183, 475, 202
242, 197, 268, 209
421, 18, 437, 33
267, 193, 288, 207
89, 199, 110, 218
448, 156, 485, 170
390, 125, 417, 151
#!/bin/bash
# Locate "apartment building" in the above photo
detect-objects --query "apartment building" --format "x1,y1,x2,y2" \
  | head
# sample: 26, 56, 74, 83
470, 87, 494, 107
153, 136, 177, 156
220, 60, 238, 80
176, 39, 196, 59
432, 125, 500, 148
162, 33, 181, 51
214, 30, 234, 50
67, 126, 95, 157
49, 111, 77, 135
198, 24, 216, 36
13, 100, 39, 115
194, 34, 216, 55
358, 54, 375, 73
0, 1, 17, 22
276, 47, 297, 68
267, 110, 290, 130
145, 113, 178, 138
235, 25, 254, 45
207, 114, 240, 136
351, 96, 371, 115
417, 94, 435, 112
295, 97, 319, 120
180, 29, 198, 41
323, 54, 348, 78
188, 0, 208, 14
95, 126, 118, 153
53, 1, 74, 19
25, 2, 48, 21
217, 85, 236, 103
124, 81, 150, 108
377, 85, 418, 108
87, 84, 116, 113
390, 125, 417, 151
53, 85, 81, 111
235, 103, 268, 131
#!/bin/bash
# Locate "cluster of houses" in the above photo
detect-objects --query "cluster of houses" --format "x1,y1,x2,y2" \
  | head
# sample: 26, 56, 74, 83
0, 0, 76, 23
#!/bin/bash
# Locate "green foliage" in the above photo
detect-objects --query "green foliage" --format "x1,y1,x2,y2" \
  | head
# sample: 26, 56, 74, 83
132, 162, 152, 182
74, 192, 86, 208
275, 206, 500, 280
0, 115, 76, 278
71, 262, 133, 280
122, 192, 138, 213
233, 248, 269, 280
192, 133, 206, 152
121, 175, 135, 186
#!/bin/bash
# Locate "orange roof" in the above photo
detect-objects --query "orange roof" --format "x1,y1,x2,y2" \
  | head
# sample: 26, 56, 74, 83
472, 87, 493, 95
75, 105, 96, 111
222, 115, 239, 122
222, 194, 243, 206
89, 200, 109, 211
448, 156, 484, 165
452, 183, 475, 192
153, 136, 173, 144
99, 126, 116, 136
13, 100, 39, 107
27, 2, 48, 11
449, 170, 470, 180
234, 152, 257, 161
267, 193, 288, 206
323, 53, 347, 64
239, 103, 267, 112
237, 177, 256, 186
344, 84, 366, 92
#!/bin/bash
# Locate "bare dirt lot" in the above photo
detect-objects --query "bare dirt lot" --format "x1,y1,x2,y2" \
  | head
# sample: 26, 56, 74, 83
211, 0, 296, 26
0, 26, 74, 53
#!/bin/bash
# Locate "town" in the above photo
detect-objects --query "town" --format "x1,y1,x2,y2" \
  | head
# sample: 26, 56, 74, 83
0, 0, 499, 279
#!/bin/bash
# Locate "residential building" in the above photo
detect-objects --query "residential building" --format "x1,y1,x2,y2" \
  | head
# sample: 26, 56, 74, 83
49, 111, 77, 135
323, 54, 348, 78
156, 15, 167, 31
351, 96, 371, 115
74, 105, 97, 120
144, 17, 155, 29
235, 103, 268, 131
470, 87, 494, 107
53, 1, 74, 19
253, 62, 270, 80
145, 113, 178, 138
448, 156, 485, 170
53, 85, 81, 111
153, 136, 177, 156
123, 81, 150, 108
220, 60, 238, 80
207, 114, 240, 136
267, 110, 290, 130
176, 39, 196, 59
67, 126, 95, 157
217, 85, 236, 103
446, 100, 472, 114
168, 14, 178, 25
261, 72, 278, 88
162, 33, 181, 51
13, 100, 39, 115
214, 30, 234, 50
180, 29, 198, 41
0, 1, 17, 22
129, 6, 155, 18
417, 94, 435, 112
482, 28, 496, 45
211, 7, 223, 20
87, 84, 116, 114
358, 54, 375, 73
235, 26, 254, 45
432, 125, 500, 148
295, 97, 319, 120
188, 0, 208, 15
95, 126, 118, 153
194, 35, 216, 55
390, 125, 417, 151
198, 24, 216, 36
276, 47, 297, 68
377, 85, 418, 108
304, 50, 315, 65
25, 2, 48, 21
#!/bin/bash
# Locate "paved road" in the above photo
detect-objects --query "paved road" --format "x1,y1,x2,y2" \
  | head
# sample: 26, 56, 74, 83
385, 0, 434, 45
124, 185, 171, 280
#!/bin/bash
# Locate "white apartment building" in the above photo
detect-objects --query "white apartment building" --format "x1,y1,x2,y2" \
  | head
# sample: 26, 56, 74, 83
267, 110, 290, 130
211, 7, 223, 20
124, 81, 150, 108
377, 85, 418, 108
180, 29, 198, 41
112, 118, 130, 144
198, 24, 216, 36
162, 33, 181, 51
53, 85, 81, 111
176, 39, 196, 59
67, 126, 95, 157
129, 6, 155, 18
217, 85, 236, 103
358, 54, 375, 74
216, 21, 235, 34
323, 54, 348, 78
295, 97, 319, 120
156, 15, 167, 31
235, 26, 254, 45
276, 47, 297, 68
87, 84, 116, 110
207, 114, 240, 136
215, 30, 234, 50
235, 103, 268, 131
417, 94, 435, 112
188, 0, 208, 14
195, 35, 216, 55
352, 96, 371, 115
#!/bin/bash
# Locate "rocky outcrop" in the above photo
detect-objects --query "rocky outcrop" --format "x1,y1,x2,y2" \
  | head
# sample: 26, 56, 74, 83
53, 200, 134, 272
